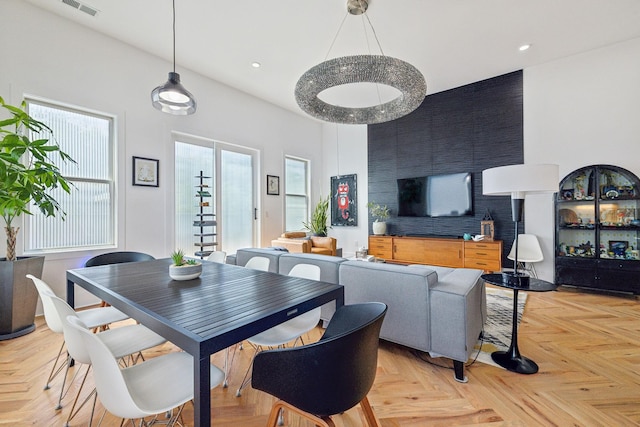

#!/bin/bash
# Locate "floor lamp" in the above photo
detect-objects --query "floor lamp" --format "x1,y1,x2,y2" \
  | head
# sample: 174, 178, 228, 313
482, 164, 559, 286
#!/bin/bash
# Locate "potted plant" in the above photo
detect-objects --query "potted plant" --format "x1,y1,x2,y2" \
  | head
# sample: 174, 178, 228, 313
169, 249, 202, 281
367, 201, 390, 235
302, 195, 330, 237
0, 97, 74, 340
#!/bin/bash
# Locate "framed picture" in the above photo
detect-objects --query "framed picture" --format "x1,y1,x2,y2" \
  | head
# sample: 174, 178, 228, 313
132, 156, 159, 187
267, 175, 279, 195
331, 174, 357, 226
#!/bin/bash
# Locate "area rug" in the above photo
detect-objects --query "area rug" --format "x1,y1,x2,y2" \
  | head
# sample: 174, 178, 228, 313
473, 287, 527, 367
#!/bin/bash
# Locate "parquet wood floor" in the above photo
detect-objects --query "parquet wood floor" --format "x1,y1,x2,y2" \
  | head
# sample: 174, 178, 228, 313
1, 286, 639, 426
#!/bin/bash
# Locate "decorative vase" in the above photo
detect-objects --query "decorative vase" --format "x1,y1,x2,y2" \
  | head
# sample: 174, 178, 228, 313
169, 263, 202, 281
372, 221, 387, 235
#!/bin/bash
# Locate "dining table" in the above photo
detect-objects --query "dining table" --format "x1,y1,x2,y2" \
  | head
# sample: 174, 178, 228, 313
66, 258, 344, 427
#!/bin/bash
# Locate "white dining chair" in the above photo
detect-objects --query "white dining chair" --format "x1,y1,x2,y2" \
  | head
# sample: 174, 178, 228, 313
49, 295, 166, 426
66, 315, 225, 426
277, 264, 322, 334
222, 255, 271, 387
507, 234, 544, 278
26, 274, 129, 409
207, 250, 227, 264
236, 263, 321, 396
243, 256, 270, 271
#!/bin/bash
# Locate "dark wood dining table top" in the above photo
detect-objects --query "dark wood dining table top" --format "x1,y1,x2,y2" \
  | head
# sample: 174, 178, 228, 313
67, 258, 344, 356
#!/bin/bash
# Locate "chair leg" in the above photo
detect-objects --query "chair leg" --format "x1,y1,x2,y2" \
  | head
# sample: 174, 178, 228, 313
64, 364, 96, 427
359, 396, 382, 427
223, 345, 238, 388
266, 400, 334, 427
235, 346, 259, 397
56, 354, 73, 410
44, 340, 66, 390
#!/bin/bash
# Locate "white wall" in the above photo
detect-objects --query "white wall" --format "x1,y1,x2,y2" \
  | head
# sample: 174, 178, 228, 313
321, 124, 368, 257
1, 0, 323, 307
524, 37, 640, 281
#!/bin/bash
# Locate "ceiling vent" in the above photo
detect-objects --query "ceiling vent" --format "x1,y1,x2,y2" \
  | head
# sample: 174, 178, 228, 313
61, 0, 99, 17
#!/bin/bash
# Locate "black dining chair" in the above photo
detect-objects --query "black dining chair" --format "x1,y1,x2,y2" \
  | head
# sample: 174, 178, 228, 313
251, 302, 387, 427
85, 251, 155, 267
85, 252, 155, 312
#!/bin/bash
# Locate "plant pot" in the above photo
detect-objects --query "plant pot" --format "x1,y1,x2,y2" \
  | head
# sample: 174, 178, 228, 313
0, 256, 45, 340
169, 263, 202, 281
372, 221, 387, 235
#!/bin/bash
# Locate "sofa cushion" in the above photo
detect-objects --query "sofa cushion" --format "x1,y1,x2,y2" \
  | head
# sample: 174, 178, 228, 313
408, 264, 455, 278
281, 231, 307, 238
311, 247, 333, 255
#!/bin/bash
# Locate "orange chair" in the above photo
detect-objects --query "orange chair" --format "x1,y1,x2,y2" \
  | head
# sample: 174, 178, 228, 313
271, 232, 337, 256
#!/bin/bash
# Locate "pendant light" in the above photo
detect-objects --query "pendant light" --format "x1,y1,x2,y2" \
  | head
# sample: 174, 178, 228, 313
151, 0, 196, 115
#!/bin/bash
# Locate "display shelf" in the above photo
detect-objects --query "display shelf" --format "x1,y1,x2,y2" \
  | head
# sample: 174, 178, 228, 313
194, 172, 217, 259
555, 164, 640, 294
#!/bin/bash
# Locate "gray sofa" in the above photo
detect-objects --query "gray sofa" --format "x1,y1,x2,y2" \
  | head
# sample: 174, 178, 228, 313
340, 261, 485, 382
228, 248, 485, 382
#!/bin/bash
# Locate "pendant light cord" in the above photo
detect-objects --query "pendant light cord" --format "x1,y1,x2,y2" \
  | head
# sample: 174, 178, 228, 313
336, 124, 340, 178
323, 4, 386, 107
172, 0, 176, 73
324, 12, 349, 61
361, 14, 384, 107
364, 13, 384, 56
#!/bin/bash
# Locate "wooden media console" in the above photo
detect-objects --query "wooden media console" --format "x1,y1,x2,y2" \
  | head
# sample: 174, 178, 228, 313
368, 235, 503, 273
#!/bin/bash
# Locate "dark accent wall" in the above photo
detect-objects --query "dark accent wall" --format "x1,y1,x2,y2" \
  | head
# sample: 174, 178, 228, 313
368, 71, 523, 260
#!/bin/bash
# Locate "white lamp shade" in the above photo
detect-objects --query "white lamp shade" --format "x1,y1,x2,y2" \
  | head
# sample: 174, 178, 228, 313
482, 164, 559, 198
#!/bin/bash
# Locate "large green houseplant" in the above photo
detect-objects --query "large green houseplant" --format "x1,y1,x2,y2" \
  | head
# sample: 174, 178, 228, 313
0, 96, 74, 339
302, 195, 330, 237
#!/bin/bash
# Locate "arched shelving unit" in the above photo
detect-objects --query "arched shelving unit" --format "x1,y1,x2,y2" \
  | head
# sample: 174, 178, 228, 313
555, 164, 640, 294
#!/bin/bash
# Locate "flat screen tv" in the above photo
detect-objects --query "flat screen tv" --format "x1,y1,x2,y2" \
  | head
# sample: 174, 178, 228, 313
397, 172, 473, 217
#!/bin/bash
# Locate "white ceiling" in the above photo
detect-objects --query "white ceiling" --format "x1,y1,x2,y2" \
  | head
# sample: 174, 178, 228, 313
25, 0, 640, 120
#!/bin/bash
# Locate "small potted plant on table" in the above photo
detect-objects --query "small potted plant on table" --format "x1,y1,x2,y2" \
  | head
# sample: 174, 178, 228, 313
169, 249, 202, 281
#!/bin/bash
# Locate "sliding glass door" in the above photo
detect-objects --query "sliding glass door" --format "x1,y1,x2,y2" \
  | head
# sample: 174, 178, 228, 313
175, 138, 257, 257
220, 148, 256, 254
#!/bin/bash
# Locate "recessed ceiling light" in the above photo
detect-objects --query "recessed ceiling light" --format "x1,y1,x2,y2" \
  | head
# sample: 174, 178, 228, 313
251, 62, 261, 68
519, 44, 531, 52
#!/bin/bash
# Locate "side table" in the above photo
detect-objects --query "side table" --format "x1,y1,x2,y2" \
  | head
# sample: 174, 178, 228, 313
481, 273, 557, 374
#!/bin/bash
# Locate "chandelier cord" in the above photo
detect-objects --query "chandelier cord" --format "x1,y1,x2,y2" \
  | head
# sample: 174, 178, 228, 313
172, 0, 176, 73
364, 13, 385, 56
324, 12, 349, 61
361, 15, 384, 108
336, 124, 340, 178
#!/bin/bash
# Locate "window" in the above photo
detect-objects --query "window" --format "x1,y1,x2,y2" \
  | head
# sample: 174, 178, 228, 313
285, 157, 309, 232
24, 99, 115, 252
